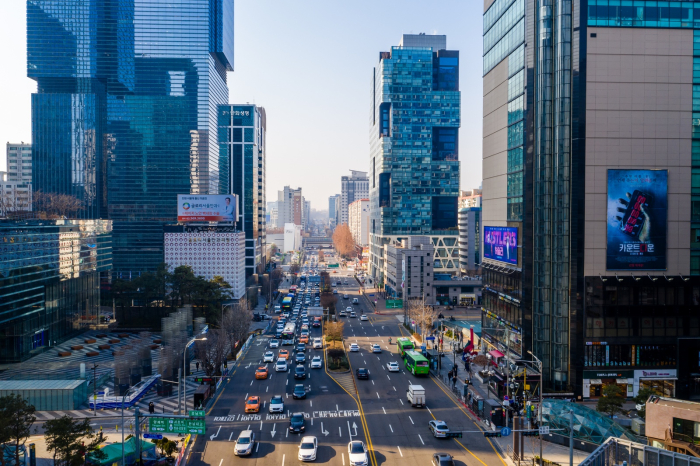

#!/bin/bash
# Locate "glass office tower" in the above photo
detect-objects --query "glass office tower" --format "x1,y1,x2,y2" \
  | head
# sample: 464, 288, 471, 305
369, 34, 461, 285
28, 0, 234, 275
218, 105, 266, 277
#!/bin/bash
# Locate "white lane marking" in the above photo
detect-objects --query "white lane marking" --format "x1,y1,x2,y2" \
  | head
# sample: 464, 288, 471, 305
371, 380, 374, 385
377, 392, 380, 399
250, 380, 253, 386
310, 400, 312, 407
397, 446, 403, 457
218, 460, 223, 466
256, 442, 259, 452
419, 434, 425, 445
394, 386, 397, 392
282, 453, 285, 466
286, 379, 288, 386
339, 426, 342, 437
245, 393, 248, 400
387, 375, 390, 380
382, 407, 386, 414
286, 429, 288, 438
427, 406, 433, 415
337, 404, 339, 411
389, 424, 393, 432
266, 386, 268, 393
409, 416, 414, 424
364, 360, 367, 365
228, 432, 233, 441
342, 453, 345, 465
260, 420, 263, 430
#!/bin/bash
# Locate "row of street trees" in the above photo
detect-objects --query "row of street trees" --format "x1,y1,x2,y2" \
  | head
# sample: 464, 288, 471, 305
332, 224, 356, 258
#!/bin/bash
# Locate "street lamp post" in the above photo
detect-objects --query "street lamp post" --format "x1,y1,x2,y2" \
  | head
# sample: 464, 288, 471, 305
92, 363, 99, 416
121, 386, 135, 466
182, 336, 207, 414
527, 350, 543, 466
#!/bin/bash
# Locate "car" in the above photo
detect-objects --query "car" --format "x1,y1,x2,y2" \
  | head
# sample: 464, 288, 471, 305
387, 361, 400, 372
269, 395, 284, 413
333, 289, 338, 294
299, 334, 309, 344
294, 365, 306, 379
263, 351, 275, 362
331, 282, 336, 287
255, 366, 269, 379
311, 356, 322, 368
429, 420, 451, 438
339, 310, 347, 317
312, 318, 321, 328
360, 314, 368, 321
279, 349, 290, 360
352, 298, 359, 304
274, 305, 281, 313
355, 368, 369, 379
293, 384, 307, 399
301, 324, 309, 331
349, 343, 360, 352
343, 294, 349, 299
245, 396, 260, 413
347, 440, 369, 466
297, 343, 306, 352
233, 430, 255, 456
295, 352, 306, 364
298, 436, 318, 462
346, 307, 353, 313
275, 359, 288, 372
432, 453, 455, 466
368, 344, 380, 353
350, 311, 356, 318
313, 338, 322, 349
289, 412, 306, 433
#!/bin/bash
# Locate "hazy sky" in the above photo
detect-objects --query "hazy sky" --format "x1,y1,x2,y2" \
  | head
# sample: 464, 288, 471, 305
0, 1, 483, 211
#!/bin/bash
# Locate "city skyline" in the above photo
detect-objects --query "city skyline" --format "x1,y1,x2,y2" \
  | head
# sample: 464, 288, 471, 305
0, 0, 483, 210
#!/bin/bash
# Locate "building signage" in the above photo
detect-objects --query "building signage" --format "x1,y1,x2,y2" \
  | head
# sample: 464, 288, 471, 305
177, 194, 238, 223
583, 370, 634, 378
606, 169, 667, 270
639, 370, 676, 378
484, 226, 518, 265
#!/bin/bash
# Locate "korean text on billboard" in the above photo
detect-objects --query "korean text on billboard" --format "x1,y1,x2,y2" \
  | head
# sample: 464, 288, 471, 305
177, 194, 238, 223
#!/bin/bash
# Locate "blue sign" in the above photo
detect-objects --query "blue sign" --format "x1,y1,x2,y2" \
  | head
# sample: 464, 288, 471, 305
369, 294, 374, 297
484, 226, 518, 265
426, 336, 435, 341
143, 433, 163, 440
421, 345, 426, 351
500, 427, 511, 437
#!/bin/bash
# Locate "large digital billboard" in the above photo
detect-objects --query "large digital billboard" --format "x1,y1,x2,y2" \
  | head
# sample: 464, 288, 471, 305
484, 226, 518, 265
606, 169, 667, 270
177, 195, 238, 223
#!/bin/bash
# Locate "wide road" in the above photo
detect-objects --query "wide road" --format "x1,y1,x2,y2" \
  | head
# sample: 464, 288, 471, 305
186, 259, 508, 466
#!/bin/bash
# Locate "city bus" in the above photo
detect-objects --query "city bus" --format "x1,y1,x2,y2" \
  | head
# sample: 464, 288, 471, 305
404, 350, 430, 376
281, 323, 296, 345
396, 337, 414, 357
282, 296, 293, 313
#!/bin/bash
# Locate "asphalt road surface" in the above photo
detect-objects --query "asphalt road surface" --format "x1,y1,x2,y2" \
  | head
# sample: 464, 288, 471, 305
186, 265, 508, 466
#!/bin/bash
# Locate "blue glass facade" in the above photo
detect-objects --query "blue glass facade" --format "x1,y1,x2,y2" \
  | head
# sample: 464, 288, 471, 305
0, 219, 112, 363
369, 37, 461, 278
28, 0, 233, 275
218, 105, 266, 276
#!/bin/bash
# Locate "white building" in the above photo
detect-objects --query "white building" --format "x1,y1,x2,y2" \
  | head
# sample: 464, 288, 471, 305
283, 223, 302, 252
348, 198, 369, 246
0, 171, 32, 217
164, 227, 246, 299
6, 143, 32, 184
340, 170, 368, 227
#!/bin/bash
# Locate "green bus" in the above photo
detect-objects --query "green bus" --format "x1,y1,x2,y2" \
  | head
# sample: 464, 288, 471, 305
396, 337, 414, 357
404, 350, 430, 376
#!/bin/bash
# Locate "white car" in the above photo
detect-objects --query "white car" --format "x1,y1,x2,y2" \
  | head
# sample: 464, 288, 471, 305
350, 311, 356, 318
313, 338, 323, 349
347, 440, 369, 466
360, 315, 368, 321
311, 356, 322, 369
429, 420, 451, 438
269, 339, 280, 348
263, 351, 275, 362
234, 430, 255, 456
346, 307, 353, 313
298, 436, 318, 462
349, 343, 360, 352
275, 359, 288, 372
371, 344, 381, 353
269, 395, 284, 413
387, 362, 400, 372
343, 294, 349, 299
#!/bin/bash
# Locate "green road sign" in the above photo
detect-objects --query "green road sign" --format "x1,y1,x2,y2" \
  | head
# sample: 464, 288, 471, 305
149, 417, 205, 434
386, 299, 403, 309
189, 410, 206, 417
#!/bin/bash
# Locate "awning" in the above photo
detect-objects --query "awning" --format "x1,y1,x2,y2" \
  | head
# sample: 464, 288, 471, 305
616, 379, 630, 384
590, 379, 603, 385
489, 350, 504, 358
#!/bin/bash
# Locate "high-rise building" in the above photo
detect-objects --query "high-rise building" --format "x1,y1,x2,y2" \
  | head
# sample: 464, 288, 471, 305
481, 0, 700, 398
459, 189, 482, 208
328, 194, 340, 228
218, 104, 266, 276
276, 186, 303, 229
303, 199, 310, 231
369, 34, 461, 281
348, 199, 370, 246
458, 207, 480, 274
28, 0, 234, 275
6, 143, 32, 184
340, 170, 368, 227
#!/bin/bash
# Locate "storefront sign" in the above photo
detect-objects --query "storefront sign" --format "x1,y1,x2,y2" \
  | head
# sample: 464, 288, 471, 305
583, 370, 634, 379
638, 370, 676, 378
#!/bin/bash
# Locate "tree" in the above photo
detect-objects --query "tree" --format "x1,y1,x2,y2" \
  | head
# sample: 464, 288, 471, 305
44, 416, 105, 466
597, 384, 625, 418
320, 292, 337, 314
405, 297, 438, 341
221, 299, 252, 358
0, 394, 36, 466
633, 387, 655, 419
151, 438, 178, 458
325, 321, 345, 349
33, 191, 84, 219
332, 224, 356, 258
472, 354, 490, 373
194, 330, 228, 377
319, 272, 331, 292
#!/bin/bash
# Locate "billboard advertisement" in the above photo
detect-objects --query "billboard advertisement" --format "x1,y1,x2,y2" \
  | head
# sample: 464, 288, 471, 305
484, 226, 518, 265
606, 169, 667, 270
177, 195, 238, 223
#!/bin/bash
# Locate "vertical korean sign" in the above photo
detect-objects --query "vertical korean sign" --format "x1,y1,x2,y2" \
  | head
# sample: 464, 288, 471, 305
606, 169, 667, 270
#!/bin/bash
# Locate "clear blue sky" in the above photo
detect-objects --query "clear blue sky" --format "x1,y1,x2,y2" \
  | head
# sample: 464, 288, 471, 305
0, 0, 483, 211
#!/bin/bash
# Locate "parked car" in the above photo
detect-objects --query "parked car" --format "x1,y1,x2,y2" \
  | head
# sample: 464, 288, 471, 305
347, 441, 369, 466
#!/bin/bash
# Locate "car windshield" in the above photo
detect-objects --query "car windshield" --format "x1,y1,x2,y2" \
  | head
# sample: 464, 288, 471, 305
436, 423, 447, 429
247, 399, 257, 405
238, 437, 251, 444
439, 459, 455, 466
350, 442, 364, 454
292, 415, 303, 422
301, 442, 315, 449
271, 397, 282, 403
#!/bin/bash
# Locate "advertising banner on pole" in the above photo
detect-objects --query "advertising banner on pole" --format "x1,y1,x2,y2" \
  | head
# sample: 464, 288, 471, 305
177, 194, 238, 222
483, 226, 518, 265
606, 169, 667, 270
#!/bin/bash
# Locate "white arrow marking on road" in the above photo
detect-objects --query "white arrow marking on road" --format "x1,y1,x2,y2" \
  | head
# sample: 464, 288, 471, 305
210, 425, 221, 441
352, 422, 358, 436
322, 422, 329, 436
389, 424, 393, 433
409, 416, 414, 425
397, 446, 403, 457
419, 434, 425, 445
271, 423, 277, 437
228, 432, 233, 441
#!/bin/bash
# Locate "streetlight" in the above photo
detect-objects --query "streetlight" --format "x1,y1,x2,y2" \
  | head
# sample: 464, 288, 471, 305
181, 336, 207, 414
121, 386, 136, 466
527, 350, 543, 466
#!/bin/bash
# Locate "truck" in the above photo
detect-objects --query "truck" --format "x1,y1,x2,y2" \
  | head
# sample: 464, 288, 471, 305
407, 384, 426, 408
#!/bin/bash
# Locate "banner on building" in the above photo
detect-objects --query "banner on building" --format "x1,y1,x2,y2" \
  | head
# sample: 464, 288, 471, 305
483, 226, 518, 265
606, 169, 667, 270
177, 195, 238, 223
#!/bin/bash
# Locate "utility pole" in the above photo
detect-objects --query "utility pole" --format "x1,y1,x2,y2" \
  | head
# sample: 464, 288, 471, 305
528, 350, 544, 466
92, 363, 99, 416
569, 409, 574, 466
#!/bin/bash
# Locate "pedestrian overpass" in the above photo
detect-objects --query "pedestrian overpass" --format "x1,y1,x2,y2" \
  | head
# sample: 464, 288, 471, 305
302, 237, 332, 248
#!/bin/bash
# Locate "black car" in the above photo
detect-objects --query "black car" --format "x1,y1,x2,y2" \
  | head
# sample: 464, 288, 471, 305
297, 343, 306, 352
293, 384, 307, 399
294, 365, 306, 379
355, 368, 369, 379
289, 412, 305, 433
432, 453, 455, 466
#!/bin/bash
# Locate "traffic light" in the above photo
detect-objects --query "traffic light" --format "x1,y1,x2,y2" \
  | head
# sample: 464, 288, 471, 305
484, 432, 502, 438
522, 430, 540, 437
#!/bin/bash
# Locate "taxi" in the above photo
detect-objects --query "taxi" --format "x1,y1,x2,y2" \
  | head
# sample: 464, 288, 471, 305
278, 349, 290, 360
299, 334, 309, 344
245, 396, 260, 413
255, 366, 268, 380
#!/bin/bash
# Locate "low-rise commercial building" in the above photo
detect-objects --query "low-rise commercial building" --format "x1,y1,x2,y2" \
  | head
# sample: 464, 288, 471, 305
283, 223, 302, 252
432, 274, 482, 306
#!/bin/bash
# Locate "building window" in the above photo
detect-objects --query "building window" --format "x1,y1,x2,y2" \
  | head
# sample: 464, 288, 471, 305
432, 196, 458, 229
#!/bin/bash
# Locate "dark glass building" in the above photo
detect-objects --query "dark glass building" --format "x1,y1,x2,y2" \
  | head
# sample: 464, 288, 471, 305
217, 105, 266, 277
369, 34, 461, 281
481, 0, 700, 398
0, 219, 112, 363
28, 0, 234, 276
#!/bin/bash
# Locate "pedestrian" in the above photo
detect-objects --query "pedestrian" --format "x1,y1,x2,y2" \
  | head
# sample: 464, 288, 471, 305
196, 361, 200, 371
464, 359, 469, 371
452, 374, 457, 388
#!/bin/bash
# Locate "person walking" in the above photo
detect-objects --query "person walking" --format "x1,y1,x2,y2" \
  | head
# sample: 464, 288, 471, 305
195, 361, 200, 372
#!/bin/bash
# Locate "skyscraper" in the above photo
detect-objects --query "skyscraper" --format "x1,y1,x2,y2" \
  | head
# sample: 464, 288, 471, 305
28, 0, 234, 275
340, 170, 368, 226
328, 194, 340, 228
218, 104, 266, 277
369, 34, 461, 281
481, 0, 700, 397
